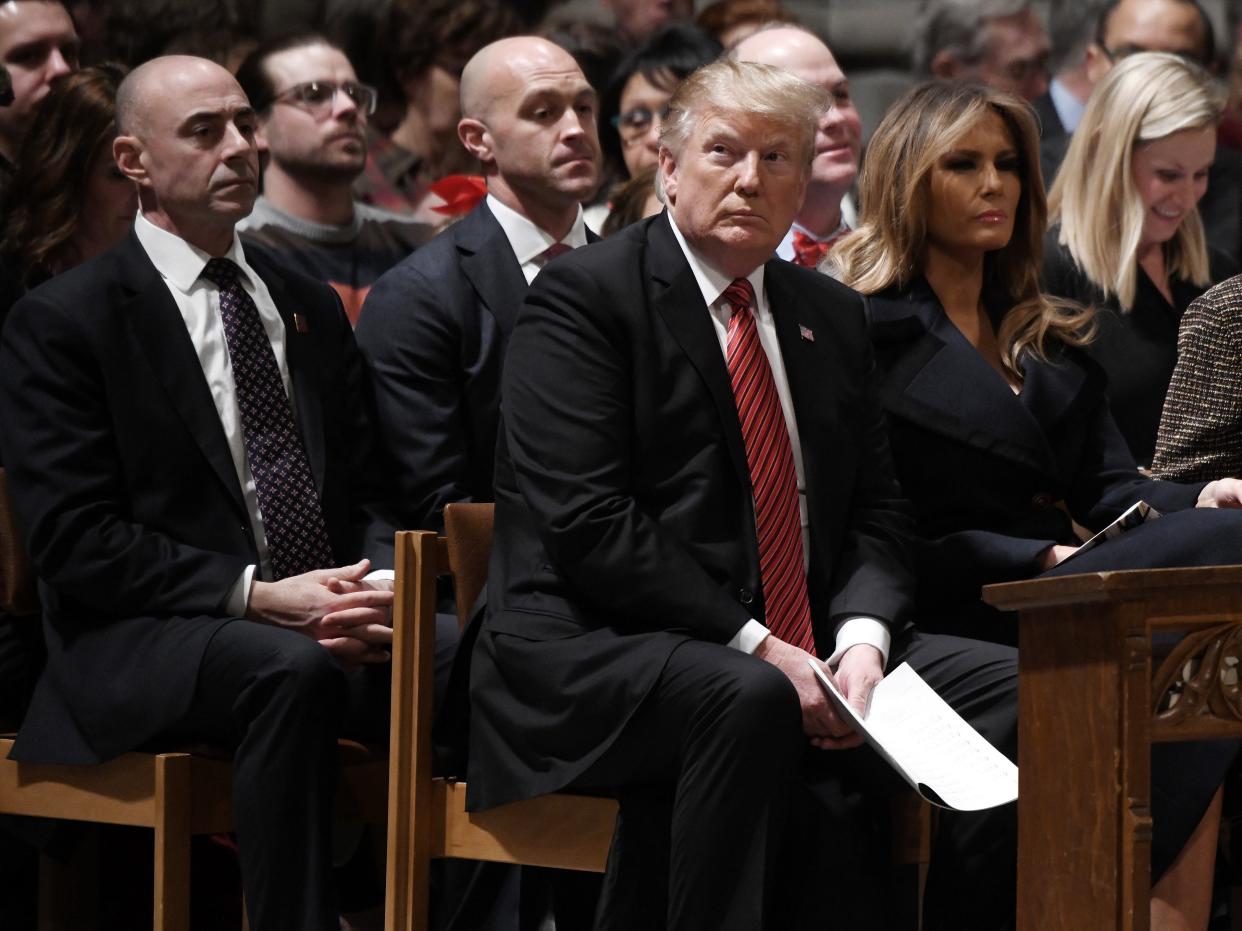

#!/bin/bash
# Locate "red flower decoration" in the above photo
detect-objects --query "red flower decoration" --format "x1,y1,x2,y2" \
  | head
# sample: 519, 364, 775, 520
429, 174, 488, 216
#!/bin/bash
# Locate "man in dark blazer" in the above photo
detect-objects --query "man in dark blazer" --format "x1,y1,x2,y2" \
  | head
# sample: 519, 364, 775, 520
468, 58, 1019, 931
0, 55, 413, 931
356, 36, 602, 534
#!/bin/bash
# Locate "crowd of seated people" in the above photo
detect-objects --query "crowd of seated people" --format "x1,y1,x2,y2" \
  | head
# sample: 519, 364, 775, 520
7, 0, 1242, 929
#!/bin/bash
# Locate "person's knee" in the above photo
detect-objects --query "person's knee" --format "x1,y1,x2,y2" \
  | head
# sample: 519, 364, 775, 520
243, 629, 345, 717
706, 659, 802, 755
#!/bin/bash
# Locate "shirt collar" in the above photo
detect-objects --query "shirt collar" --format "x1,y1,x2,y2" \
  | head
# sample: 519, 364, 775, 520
789, 218, 849, 243
666, 211, 766, 311
134, 211, 256, 293
486, 193, 588, 266
1048, 78, 1086, 135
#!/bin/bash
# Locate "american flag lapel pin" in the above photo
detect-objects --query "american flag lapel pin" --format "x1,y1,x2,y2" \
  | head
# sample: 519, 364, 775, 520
799, 324, 815, 342
293, 313, 309, 333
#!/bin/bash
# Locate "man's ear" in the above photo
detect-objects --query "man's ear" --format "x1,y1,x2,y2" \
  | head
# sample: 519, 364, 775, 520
458, 117, 493, 164
658, 145, 678, 204
113, 135, 148, 186
1084, 44, 1112, 86
929, 51, 964, 80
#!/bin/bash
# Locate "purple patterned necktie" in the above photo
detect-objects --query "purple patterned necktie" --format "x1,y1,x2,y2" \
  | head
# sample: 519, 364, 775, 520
201, 257, 335, 580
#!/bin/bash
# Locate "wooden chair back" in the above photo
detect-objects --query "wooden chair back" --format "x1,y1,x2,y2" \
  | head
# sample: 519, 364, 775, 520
384, 504, 618, 931
0, 468, 37, 616
442, 503, 493, 628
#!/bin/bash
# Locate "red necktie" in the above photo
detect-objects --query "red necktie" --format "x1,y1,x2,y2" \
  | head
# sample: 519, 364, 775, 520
723, 279, 816, 654
541, 242, 573, 262
791, 228, 846, 269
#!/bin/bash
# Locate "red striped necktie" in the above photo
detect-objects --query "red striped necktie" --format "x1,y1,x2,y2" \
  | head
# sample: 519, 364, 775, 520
722, 278, 816, 654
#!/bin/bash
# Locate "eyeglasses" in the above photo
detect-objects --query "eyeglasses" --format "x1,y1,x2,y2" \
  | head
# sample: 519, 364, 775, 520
611, 103, 670, 144
270, 80, 378, 118
1093, 40, 1207, 68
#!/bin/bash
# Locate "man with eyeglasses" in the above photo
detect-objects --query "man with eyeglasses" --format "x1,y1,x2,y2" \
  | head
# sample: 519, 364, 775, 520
1040, 0, 1242, 265
235, 33, 433, 325
356, 36, 601, 536
915, 0, 1051, 102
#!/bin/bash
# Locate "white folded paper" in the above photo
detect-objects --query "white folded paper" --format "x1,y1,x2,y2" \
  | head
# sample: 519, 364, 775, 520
809, 660, 1018, 811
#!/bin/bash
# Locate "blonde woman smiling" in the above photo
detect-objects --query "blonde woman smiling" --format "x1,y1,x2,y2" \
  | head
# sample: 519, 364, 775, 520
1044, 52, 1235, 467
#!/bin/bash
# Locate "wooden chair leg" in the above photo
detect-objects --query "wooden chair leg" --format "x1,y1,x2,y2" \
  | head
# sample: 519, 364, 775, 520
153, 754, 191, 931
38, 828, 99, 931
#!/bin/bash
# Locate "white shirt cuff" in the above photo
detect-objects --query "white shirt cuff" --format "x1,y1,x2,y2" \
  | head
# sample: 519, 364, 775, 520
826, 616, 890, 668
364, 569, 395, 581
727, 618, 770, 654
225, 564, 257, 617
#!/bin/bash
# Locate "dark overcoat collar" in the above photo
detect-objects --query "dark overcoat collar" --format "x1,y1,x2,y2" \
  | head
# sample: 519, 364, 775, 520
866, 277, 1091, 475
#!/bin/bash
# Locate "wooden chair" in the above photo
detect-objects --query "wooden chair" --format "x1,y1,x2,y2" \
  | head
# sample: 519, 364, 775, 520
0, 467, 388, 931
383, 502, 936, 931
384, 503, 619, 931
983, 565, 1242, 931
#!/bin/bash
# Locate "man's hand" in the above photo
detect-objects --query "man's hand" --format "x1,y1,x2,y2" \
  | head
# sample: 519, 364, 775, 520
1197, 479, 1242, 509
1039, 544, 1079, 571
246, 559, 394, 664
754, 635, 862, 749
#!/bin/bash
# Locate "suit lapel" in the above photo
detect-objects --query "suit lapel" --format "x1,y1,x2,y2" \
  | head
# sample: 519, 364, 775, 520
250, 256, 327, 495
764, 263, 841, 492
116, 234, 247, 517
647, 215, 752, 489
458, 203, 529, 340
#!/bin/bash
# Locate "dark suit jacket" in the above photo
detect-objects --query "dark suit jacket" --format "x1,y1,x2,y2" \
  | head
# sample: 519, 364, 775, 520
1041, 134, 1242, 268
355, 201, 597, 533
1041, 234, 1235, 466
466, 213, 916, 810
864, 279, 1202, 635
0, 231, 395, 764
1030, 89, 1065, 141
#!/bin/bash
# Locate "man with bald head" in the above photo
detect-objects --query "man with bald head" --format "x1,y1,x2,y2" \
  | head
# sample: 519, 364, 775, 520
0, 55, 412, 930
733, 25, 861, 268
356, 35, 601, 535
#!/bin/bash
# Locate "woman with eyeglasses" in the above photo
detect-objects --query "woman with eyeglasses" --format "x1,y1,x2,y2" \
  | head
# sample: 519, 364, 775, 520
834, 77, 1242, 929
1043, 52, 1235, 468
598, 23, 721, 184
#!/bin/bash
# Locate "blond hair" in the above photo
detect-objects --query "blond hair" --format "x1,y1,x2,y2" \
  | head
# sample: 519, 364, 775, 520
657, 57, 827, 178
834, 80, 1093, 379
1048, 52, 1222, 311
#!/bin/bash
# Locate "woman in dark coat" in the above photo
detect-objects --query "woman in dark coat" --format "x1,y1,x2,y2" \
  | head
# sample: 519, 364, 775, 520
833, 78, 1242, 931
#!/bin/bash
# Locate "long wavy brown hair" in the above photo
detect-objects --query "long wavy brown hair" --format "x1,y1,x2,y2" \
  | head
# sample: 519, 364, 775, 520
2, 63, 128, 285
833, 80, 1094, 379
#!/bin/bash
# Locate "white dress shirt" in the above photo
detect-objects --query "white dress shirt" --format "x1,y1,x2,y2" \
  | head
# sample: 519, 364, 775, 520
1048, 77, 1086, 136
667, 215, 891, 668
134, 213, 391, 616
775, 192, 857, 262
486, 193, 589, 285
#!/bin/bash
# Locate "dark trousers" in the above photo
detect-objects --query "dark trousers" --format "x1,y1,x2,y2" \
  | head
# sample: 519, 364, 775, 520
571, 632, 1017, 931
161, 614, 460, 931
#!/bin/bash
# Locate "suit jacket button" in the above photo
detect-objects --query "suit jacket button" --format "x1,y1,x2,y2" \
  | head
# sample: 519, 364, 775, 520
1031, 493, 1054, 509
739, 589, 754, 605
